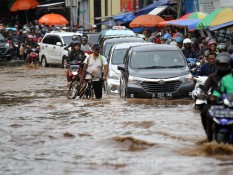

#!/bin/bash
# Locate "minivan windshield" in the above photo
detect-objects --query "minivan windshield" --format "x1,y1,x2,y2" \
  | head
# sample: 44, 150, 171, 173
111, 49, 127, 65
130, 50, 186, 69
62, 36, 74, 45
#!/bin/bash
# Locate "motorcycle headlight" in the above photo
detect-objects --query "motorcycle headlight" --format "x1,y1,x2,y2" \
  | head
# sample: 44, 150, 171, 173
5, 43, 10, 48
108, 70, 119, 80
179, 73, 192, 82
128, 75, 144, 85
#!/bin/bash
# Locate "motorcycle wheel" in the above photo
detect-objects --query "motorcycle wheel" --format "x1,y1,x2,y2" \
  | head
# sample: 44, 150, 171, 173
214, 132, 228, 144
67, 75, 81, 99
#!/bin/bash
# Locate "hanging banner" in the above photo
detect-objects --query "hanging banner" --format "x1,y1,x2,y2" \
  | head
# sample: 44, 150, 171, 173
198, 0, 215, 14
220, 0, 233, 7
120, 0, 139, 12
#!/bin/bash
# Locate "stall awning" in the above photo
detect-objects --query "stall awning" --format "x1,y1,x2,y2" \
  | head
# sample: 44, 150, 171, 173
149, 6, 167, 15
37, 2, 64, 7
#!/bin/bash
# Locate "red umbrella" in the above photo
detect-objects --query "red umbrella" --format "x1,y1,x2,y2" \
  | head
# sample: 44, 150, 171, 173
10, 0, 39, 11
10, 0, 40, 24
38, 14, 69, 26
129, 15, 165, 28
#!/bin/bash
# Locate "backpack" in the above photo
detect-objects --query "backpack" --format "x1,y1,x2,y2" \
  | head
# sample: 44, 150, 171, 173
86, 54, 103, 66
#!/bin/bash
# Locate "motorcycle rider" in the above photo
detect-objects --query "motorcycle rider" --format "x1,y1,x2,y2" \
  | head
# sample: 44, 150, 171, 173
64, 34, 81, 53
25, 35, 38, 62
80, 36, 92, 52
175, 37, 183, 49
199, 51, 216, 76
182, 38, 197, 59
67, 41, 86, 82
200, 52, 232, 141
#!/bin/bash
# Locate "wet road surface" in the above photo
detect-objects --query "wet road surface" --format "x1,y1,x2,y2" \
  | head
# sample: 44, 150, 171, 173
0, 63, 233, 175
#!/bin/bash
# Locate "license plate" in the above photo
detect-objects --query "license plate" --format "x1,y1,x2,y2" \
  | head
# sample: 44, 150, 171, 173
152, 92, 172, 99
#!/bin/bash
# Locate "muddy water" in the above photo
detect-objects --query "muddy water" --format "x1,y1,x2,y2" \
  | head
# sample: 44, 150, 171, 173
0, 65, 233, 175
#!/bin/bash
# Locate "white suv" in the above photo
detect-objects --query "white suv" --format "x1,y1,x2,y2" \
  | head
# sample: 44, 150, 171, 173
39, 32, 82, 67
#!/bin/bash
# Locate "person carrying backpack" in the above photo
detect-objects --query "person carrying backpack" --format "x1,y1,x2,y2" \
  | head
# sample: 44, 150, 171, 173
82, 44, 108, 99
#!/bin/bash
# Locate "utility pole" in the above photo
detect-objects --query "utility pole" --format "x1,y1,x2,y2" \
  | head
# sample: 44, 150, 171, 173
70, 0, 73, 29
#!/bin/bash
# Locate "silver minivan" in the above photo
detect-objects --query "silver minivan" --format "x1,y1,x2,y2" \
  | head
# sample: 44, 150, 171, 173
106, 42, 154, 94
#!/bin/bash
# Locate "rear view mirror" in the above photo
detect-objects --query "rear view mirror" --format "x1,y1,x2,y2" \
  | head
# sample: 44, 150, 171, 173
56, 42, 62, 46
118, 64, 125, 71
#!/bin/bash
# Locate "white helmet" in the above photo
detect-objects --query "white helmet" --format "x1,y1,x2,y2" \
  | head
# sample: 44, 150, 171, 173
92, 24, 97, 28
183, 38, 192, 44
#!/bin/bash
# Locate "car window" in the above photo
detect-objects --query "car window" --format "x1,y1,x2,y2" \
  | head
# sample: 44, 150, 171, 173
104, 43, 114, 57
54, 36, 62, 44
62, 36, 73, 45
0, 34, 5, 41
42, 36, 50, 44
88, 34, 99, 45
130, 50, 185, 69
111, 49, 127, 65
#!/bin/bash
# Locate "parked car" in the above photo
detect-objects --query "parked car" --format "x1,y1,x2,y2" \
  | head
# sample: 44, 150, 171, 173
100, 36, 145, 59
0, 33, 13, 61
118, 44, 195, 99
39, 32, 82, 67
106, 42, 154, 94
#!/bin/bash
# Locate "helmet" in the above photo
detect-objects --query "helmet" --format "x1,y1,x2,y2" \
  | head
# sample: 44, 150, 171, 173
175, 37, 183, 43
72, 35, 78, 41
170, 41, 177, 45
81, 36, 88, 41
164, 33, 171, 39
227, 45, 233, 54
28, 35, 33, 39
92, 24, 97, 28
160, 36, 167, 41
183, 38, 192, 44
216, 52, 231, 73
208, 39, 217, 46
156, 32, 161, 37
73, 41, 81, 47
217, 43, 227, 51
205, 37, 211, 43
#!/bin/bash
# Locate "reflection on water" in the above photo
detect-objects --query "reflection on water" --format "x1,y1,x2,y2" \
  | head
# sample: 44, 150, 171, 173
0, 65, 233, 175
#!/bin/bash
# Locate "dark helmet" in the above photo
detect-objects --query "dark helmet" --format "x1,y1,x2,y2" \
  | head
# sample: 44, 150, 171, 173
72, 34, 78, 41
216, 52, 231, 73
73, 41, 81, 47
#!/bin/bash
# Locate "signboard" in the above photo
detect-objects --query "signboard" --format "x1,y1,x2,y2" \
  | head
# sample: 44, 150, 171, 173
220, 0, 233, 7
198, 0, 215, 13
120, 0, 139, 12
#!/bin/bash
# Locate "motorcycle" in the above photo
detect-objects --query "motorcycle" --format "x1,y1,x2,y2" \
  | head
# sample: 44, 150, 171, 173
208, 94, 233, 144
26, 47, 39, 66
192, 76, 208, 110
67, 60, 83, 81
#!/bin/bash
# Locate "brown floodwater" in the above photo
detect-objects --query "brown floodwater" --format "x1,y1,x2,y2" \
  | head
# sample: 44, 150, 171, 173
0, 63, 233, 175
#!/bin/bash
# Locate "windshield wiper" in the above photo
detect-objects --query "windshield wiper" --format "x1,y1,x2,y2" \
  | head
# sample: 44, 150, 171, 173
137, 66, 167, 69
167, 65, 184, 68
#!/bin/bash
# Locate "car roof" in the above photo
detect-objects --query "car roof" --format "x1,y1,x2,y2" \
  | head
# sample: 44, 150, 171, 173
131, 44, 180, 51
113, 42, 154, 49
44, 32, 82, 37
105, 37, 144, 44
100, 29, 135, 37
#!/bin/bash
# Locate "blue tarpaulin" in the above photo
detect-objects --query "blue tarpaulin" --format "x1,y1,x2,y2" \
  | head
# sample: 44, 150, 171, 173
165, 19, 201, 31
209, 21, 233, 31
113, 0, 168, 22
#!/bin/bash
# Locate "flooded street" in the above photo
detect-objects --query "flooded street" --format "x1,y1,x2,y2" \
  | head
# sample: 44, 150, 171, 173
0, 63, 233, 175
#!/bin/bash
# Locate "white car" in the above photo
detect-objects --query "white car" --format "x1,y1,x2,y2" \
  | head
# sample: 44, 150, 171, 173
106, 42, 155, 94
39, 32, 82, 67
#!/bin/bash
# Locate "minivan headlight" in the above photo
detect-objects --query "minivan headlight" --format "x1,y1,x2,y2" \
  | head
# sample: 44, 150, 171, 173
108, 70, 119, 80
128, 75, 144, 85
179, 73, 192, 82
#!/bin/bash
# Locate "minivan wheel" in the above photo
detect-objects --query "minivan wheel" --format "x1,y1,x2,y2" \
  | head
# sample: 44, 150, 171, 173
41, 56, 48, 67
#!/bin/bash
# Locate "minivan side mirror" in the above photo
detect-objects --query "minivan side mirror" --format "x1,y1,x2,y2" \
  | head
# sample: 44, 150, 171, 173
118, 64, 125, 71
56, 42, 62, 46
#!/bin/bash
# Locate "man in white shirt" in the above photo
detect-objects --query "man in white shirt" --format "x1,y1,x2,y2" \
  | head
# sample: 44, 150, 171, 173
82, 44, 108, 99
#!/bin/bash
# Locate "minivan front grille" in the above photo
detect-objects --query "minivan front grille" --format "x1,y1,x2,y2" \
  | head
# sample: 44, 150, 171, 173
141, 80, 182, 93
0, 48, 6, 53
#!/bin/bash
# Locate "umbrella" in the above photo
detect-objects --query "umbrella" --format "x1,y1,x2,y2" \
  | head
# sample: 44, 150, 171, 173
179, 12, 208, 19
129, 15, 165, 28
196, 7, 233, 30
159, 19, 202, 31
38, 14, 69, 26
10, 0, 39, 24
